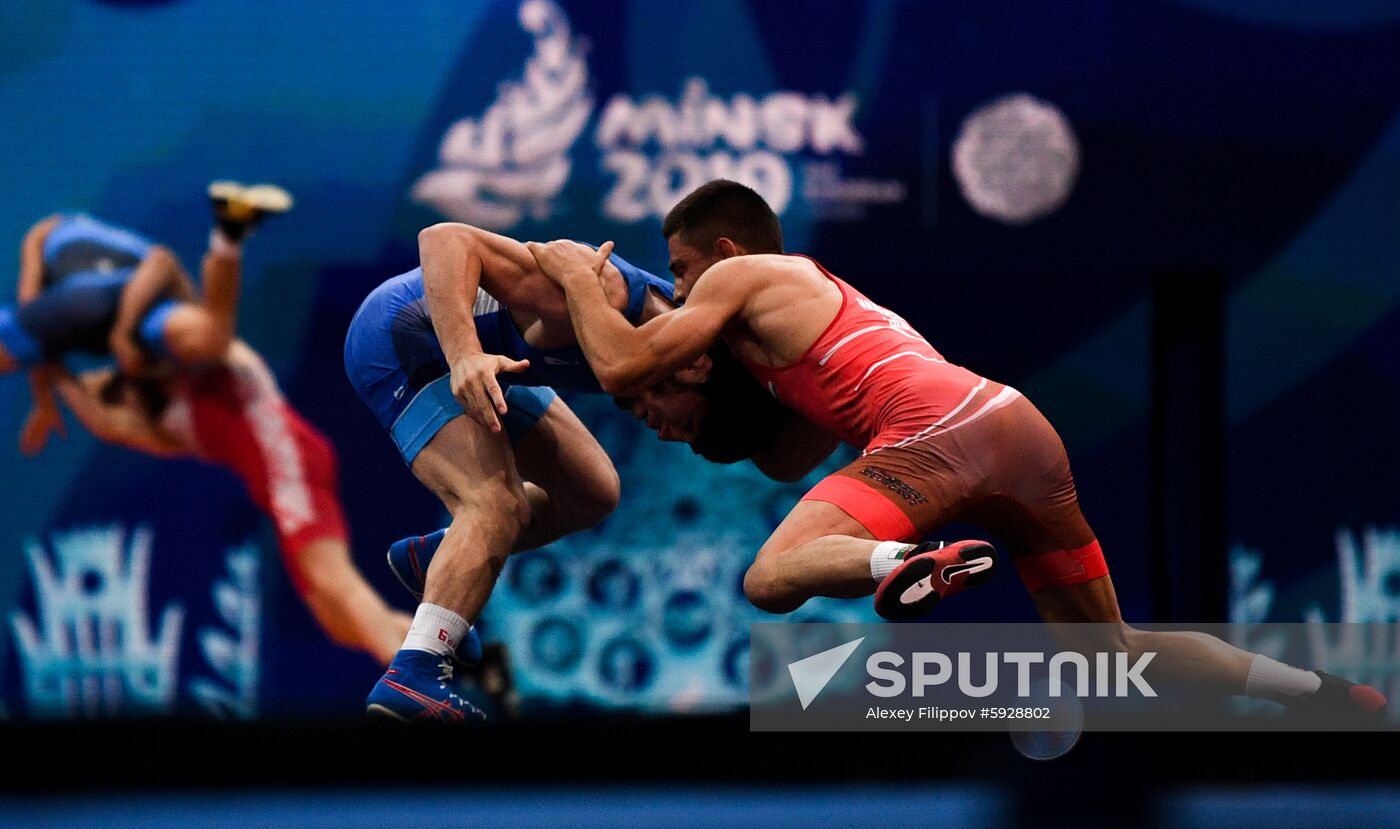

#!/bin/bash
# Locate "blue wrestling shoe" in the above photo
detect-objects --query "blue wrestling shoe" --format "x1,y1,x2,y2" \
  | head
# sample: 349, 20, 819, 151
387, 529, 447, 600
367, 649, 488, 723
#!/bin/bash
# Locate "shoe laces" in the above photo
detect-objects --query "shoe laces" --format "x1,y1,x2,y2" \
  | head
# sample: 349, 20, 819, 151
434, 658, 485, 718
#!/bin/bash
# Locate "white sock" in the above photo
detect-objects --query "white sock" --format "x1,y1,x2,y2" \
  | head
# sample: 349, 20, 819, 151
1245, 654, 1321, 701
209, 228, 243, 257
402, 603, 470, 657
870, 541, 917, 581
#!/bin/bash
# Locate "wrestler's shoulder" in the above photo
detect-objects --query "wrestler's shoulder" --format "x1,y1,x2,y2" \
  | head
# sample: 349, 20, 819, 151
702, 253, 813, 287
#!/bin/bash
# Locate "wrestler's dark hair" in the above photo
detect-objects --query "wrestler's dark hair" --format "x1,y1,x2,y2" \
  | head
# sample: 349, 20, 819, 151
614, 344, 788, 464
661, 179, 784, 254
100, 371, 171, 421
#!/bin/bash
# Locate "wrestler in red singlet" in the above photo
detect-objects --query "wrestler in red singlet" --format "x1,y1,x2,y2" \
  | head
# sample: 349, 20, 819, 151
526, 179, 1389, 721
742, 257, 1017, 452
161, 346, 347, 593
744, 256, 1110, 594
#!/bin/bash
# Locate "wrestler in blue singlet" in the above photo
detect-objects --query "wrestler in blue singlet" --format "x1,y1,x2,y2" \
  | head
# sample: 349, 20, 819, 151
344, 247, 673, 463
0, 215, 178, 367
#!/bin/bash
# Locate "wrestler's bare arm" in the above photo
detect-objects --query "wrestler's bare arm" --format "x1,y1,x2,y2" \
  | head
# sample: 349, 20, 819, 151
17, 215, 60, 305
418, 223, 549, 431
529, 241, 754, 397
420, 224, 559, 335
110, 245, 187, 353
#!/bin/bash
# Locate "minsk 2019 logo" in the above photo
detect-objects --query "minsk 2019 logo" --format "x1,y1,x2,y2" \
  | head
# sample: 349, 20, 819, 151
411, 0, 907, 229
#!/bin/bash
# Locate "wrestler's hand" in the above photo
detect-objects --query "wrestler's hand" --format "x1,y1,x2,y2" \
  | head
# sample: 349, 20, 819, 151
110, 330, 146, 376
526, 240, 613, 287
450, 351, 530, 434
19, 399, 64, 457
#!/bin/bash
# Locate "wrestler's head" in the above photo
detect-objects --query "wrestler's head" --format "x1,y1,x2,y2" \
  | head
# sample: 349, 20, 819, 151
616, 344, 787, 464
98, 366, 173, 420
662, 179, 783, 302
619, 371, 708, 444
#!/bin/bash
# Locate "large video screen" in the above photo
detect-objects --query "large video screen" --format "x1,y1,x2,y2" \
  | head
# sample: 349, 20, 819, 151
2, 0, 1399, 720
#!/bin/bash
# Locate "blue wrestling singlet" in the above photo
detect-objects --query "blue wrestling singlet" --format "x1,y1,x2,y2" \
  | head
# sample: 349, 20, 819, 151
0, 215, 178, 366
344, 247, 673, 464
42, 213, 153, 286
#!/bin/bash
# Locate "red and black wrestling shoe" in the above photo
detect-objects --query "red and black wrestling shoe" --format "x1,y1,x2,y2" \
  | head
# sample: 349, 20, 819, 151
873, 539, 998, 621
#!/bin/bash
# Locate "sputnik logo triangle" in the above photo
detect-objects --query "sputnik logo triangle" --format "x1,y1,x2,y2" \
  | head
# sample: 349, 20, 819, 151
787, 637, 865, 710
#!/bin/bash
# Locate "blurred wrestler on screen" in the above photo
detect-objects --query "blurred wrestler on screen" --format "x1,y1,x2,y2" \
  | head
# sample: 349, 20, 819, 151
13, 186, 411, 664
524, 179, 1384, 722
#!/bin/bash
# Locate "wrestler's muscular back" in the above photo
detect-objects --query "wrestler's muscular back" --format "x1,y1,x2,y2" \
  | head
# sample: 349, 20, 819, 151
712, 255, 843, 369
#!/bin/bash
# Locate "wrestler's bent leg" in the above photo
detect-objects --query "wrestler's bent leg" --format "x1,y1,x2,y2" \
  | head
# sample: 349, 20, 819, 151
410, 414, 530, 626
511, 396, 620, 551
149, 183, 289, 365
746, 434, 1001, 615
984, 395, 1362, 705
744, 500, 880, 614
150, 248, 239, 364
